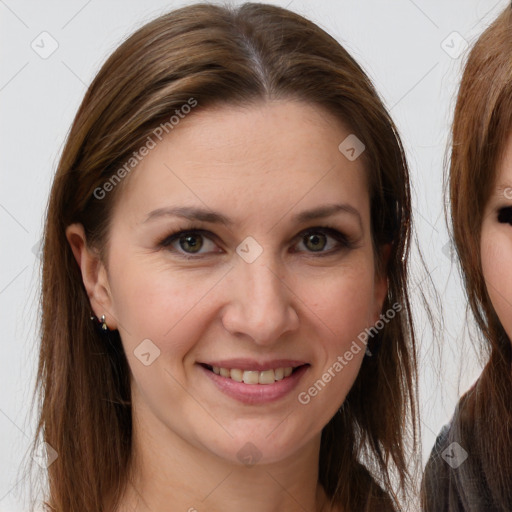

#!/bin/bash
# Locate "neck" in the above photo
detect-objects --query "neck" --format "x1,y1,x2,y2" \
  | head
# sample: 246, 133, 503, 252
112, 406, 338, 512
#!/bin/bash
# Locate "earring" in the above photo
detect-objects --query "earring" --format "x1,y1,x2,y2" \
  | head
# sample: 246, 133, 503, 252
100, 314, 108, 331
90, 312, 109, 331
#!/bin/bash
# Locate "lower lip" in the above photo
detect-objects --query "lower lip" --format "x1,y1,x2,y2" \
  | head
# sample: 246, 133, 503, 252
198, 364, 309, 405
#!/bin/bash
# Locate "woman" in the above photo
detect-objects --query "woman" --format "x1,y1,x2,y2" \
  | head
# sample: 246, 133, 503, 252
30, 3, 419, 511
422, 6, 512, 511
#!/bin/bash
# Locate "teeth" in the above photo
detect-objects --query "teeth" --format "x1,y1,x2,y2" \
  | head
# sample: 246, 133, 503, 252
230, 369, 243, 382
259, 369, 275, 385
210, 365, 297, 384
243, 371, 260, 385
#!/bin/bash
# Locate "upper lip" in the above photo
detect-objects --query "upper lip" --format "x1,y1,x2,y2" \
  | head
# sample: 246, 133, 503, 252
199, 359, 309, 371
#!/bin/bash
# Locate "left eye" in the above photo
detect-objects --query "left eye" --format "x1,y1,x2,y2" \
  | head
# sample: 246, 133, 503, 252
295, 228, 349, 253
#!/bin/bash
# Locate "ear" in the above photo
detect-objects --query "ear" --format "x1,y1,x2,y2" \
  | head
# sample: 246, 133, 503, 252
372, 243, 391, 324
65, 223, 118, 330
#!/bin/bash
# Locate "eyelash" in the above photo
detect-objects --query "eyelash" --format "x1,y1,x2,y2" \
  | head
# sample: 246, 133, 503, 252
158, 224, 356, 260
498, 206, 512, 225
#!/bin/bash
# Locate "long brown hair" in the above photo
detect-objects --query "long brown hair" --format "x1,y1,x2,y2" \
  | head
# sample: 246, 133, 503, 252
422, 6, 512, 510
27, 3, 419, 511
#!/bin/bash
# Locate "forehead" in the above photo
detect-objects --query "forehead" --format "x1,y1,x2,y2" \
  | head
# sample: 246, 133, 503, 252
497, 131, 512, 177
112, 100, 370, 227
489, 130, 512, 197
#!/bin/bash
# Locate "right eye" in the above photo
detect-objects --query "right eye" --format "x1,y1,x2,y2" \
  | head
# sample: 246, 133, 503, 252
497, 206, 512, 225
159, 228, 222, 259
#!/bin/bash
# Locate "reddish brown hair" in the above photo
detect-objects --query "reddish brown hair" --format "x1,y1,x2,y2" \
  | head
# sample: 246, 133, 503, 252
422, 6, 512, 510
27, 3, 419, 511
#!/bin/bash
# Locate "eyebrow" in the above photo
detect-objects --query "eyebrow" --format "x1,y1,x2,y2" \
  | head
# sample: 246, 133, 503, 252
143, 203, 363, 229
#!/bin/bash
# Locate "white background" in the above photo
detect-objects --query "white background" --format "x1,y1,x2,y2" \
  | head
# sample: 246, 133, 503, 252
1, 0, 507, 509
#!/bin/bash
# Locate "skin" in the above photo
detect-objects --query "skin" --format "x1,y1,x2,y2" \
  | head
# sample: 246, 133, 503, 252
481, 130, 512, 343
66, 100, 389, 512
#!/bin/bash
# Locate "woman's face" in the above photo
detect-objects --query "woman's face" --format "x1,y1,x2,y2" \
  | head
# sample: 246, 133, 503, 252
481, 131, 512, 342
86, 100, 388, 466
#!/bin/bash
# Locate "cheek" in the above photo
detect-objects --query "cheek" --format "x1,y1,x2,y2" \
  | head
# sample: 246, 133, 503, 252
298, 262, 377, 336
291, 265, 374, 422
108, 253, 223, 358
286, 261, 378, 414
481, 229, 512, 338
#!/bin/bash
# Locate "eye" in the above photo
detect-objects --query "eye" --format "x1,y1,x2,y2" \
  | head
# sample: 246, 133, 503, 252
293, 226, 354, 255
158, 225, 356, 260
159, 229, 221, 258
498, 206, 512, 225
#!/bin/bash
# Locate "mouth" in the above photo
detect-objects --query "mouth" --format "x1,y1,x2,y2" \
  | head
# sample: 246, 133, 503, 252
199, 363, 309, 385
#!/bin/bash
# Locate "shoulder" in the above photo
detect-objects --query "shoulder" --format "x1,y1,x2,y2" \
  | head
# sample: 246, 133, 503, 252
422, 419, 457, 511
421, 382, 489, 512
422, 421, 450, 509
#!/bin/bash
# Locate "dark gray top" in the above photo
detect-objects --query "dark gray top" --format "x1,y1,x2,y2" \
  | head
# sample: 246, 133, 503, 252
422, 406, 505, 511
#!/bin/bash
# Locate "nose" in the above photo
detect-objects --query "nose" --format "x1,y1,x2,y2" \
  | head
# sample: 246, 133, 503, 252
221, 256, 299, 345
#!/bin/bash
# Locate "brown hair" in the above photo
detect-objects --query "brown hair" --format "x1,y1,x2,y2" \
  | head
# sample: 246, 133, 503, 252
422, 6, 512, 510
28, 3, 419, 511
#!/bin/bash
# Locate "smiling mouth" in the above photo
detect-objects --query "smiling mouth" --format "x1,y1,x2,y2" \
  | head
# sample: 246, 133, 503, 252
200, 363, 308, 385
